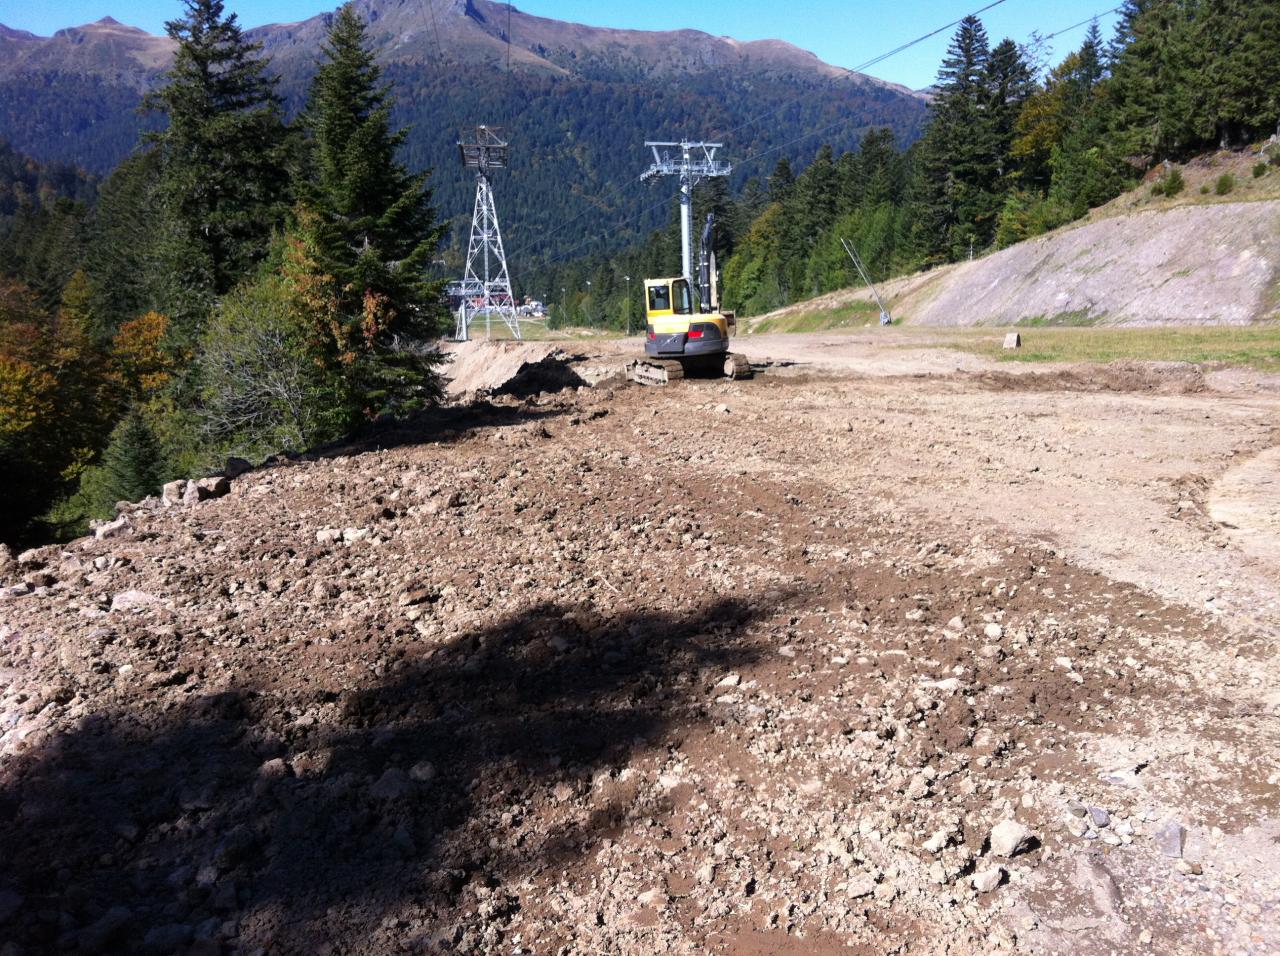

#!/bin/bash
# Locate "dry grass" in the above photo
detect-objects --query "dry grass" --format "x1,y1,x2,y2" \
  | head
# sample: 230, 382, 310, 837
913, 324, 1280, 370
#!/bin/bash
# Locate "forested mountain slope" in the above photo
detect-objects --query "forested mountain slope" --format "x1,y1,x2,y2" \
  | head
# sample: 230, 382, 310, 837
0, 1, 928, 267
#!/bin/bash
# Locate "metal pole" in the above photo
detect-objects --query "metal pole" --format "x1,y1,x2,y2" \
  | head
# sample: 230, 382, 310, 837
680, 145, 693, 283
624, 275, 631, 336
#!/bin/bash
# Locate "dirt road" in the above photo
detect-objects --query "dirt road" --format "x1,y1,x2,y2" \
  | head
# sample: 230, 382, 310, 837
1, 335, 1277, 954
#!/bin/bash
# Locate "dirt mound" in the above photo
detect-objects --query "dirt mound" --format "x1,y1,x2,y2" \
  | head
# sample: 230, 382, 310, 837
971, 360, 1208, 394
442, 341, 585, 398
492, 351, 588, 399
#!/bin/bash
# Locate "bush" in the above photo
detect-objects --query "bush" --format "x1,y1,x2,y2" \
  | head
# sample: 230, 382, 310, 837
1153, 168, 1185, 198
1255, 162, 1270, 179
1200, 185, 1210, 194
1215, 173, 1235, 195
198, 277, 346, 463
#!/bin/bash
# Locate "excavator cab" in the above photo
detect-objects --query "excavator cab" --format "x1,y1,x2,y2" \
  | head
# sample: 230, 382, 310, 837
643, 278, 729, 360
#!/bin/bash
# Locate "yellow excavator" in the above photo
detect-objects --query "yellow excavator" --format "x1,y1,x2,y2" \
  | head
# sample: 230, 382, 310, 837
626, 213, 752, 386
625, 141, 751, 385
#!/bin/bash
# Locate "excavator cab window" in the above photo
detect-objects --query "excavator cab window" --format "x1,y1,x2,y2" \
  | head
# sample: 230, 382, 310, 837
671, 279, 693, 315
647, 284, 670, 314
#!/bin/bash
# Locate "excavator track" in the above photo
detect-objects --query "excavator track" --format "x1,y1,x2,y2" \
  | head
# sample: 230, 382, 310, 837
724, 352, 753, 380
626, 359, 685, 386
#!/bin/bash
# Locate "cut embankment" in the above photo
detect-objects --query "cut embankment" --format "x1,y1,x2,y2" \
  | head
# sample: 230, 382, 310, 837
752, 199, 1280, 329
440, 341, 586, 399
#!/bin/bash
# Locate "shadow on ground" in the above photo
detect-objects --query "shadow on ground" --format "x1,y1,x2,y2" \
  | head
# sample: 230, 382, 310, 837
0, 595, 776, 953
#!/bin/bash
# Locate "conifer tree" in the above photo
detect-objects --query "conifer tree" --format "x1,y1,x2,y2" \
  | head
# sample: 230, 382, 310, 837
286, 3, 447, 418
911, 16, 995, 261
1200, 0, 1280, 147
75, 411, 167, 517
148, 0, 290, 324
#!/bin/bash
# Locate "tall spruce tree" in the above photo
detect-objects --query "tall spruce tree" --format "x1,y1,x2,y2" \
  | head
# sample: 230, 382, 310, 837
911, 16, 996, 261
286, 3, 447, 418
147, 0, 290, 325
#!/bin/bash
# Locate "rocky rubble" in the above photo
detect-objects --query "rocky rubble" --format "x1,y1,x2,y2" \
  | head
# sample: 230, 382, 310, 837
1, 370, 1277, 955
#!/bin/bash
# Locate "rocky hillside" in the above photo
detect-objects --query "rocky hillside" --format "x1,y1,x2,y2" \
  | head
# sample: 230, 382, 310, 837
2, 348, 1277, 953
754, 152, 1280, 329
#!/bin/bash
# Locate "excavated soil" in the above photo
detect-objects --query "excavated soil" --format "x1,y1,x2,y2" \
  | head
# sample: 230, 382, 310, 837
2, 337, 1278, 955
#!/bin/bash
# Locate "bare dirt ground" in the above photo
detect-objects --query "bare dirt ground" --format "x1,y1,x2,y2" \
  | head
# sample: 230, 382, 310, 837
2, 335, 1278, 955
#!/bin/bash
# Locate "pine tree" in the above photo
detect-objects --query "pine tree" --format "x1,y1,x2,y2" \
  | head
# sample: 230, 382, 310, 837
911, 16, 996, 261
147, 0, 290, 324
73, 411, 168, 519
285, 3, 447, 419
768, 158, 795, 202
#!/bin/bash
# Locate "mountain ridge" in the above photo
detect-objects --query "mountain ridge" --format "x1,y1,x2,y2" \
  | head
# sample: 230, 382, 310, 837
0, 1, 930, 272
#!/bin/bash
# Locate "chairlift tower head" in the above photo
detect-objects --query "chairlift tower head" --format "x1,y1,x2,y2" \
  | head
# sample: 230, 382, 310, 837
449, 125, 521, 341
641, 141, 731, 284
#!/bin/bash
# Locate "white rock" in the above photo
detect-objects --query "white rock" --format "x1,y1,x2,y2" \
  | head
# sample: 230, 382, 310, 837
95, 516, 130, 540
923, 828, 954, 854
984, 623, 1004, 640
161, 479, 186, 506
846, 873, 877, 899
972, 866, 1004, 893
110, 590, 163, 613
989, 819, 1035, 857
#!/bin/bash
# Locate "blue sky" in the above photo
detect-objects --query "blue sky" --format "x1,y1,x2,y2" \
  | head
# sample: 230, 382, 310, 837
0, 0, 1121, 89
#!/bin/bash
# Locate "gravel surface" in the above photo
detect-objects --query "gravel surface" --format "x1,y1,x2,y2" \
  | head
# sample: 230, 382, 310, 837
2, 340, 1277, 954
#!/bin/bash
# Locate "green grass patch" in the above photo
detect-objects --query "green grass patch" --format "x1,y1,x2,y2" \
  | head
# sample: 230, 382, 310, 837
923, 324, 1280, 369
750, 300, 881, 334
1015, 310, 1100, 328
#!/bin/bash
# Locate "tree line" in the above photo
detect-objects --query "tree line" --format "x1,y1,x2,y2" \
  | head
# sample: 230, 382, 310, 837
545, 1, 1280, 321
0, 0, 446, 544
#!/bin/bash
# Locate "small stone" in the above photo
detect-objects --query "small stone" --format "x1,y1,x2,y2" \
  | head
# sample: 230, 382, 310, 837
984, 623, 1003, 640
846, 873, 877, 899
1063, 815, 1088, 838
972, 867, 1004, 893
1066, 800, 1088, 818
715, 404, 731, 415
988, 819, 1035, 857
195, 476, 231, 499
110, 590, 162, 613
1175, 859, 1202, 876
161, 479, 186, 506
370, 768, 411, 800
1089, 807, 1111, 828
409, 761, 437, 783
316, 528, 342, 544
947, 616, 964, 631
95, 516, 130, 540
1155, 820, 1185, 858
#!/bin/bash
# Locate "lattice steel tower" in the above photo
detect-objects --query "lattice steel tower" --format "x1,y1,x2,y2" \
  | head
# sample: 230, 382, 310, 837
450, 126, 521, 340
640, 141, 732, 284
